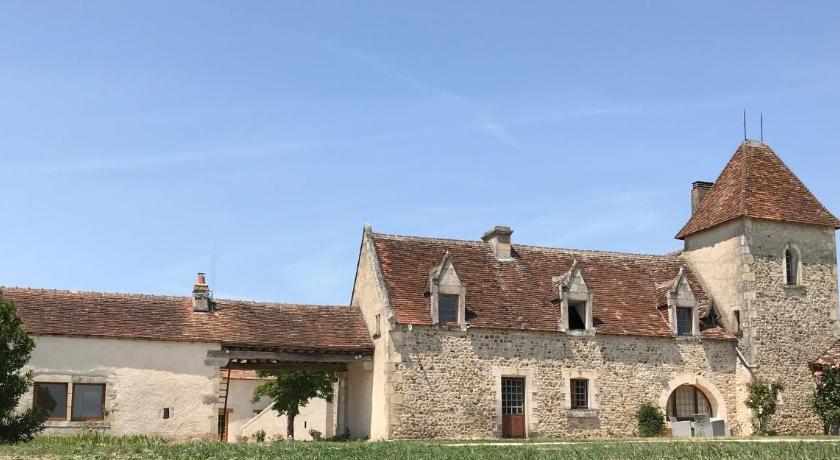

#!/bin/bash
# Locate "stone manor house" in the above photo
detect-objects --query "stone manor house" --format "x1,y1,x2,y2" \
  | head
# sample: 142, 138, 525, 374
9, 140, 840, 439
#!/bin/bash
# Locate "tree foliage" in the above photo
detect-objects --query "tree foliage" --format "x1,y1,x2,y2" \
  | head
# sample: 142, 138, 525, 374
634, 401, 665, 437
745, 379, 783, 435
251, 370, 336, 440
0, 290, 46, 443
813, 366, 840, 434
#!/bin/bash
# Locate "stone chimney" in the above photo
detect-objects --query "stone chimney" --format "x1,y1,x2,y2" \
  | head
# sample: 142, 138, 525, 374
192, 272, 211, 312
691, 181, 714, 214
482, 226, 513, 260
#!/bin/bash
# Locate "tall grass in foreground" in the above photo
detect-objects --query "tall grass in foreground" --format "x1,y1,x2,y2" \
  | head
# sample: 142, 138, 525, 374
2, 435, 840, 459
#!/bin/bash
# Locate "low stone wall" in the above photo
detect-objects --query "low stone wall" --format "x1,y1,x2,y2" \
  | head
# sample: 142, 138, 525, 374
386, 328, 740, 439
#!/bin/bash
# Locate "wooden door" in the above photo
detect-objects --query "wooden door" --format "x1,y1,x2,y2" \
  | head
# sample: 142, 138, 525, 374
502, 377, 525, 438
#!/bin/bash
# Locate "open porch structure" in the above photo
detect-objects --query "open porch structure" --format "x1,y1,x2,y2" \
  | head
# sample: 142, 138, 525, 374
209, 344, 374, 441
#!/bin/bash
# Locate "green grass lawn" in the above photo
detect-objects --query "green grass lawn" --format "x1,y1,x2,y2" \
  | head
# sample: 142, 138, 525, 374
2, 435, 840, 460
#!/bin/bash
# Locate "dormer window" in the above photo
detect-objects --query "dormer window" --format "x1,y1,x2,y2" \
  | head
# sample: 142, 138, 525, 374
676, 307, 693, 335
568, 300, 587, 331
558, 261, 594, 335
429, 251, 467, 329
438, 294, 459, 325
667, 268, 699, 337
784, 244, 801, 286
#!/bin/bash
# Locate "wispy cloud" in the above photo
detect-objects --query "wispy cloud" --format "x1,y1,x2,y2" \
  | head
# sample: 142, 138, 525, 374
311, 37, 519, 146
480, 121, 516, 146
0, 139, 340, 176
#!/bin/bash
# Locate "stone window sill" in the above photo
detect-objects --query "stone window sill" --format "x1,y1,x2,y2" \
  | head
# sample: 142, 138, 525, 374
567, 329, 595, 337
437, 322, 467, 332
783, 285, 806, 297
45, 420, 111, 429
675, 334, 702, 342
566, 409, 599, 418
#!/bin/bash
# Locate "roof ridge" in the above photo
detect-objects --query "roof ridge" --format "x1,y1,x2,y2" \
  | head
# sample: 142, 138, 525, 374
0, 285, 350, 309
372, 232, 677, 258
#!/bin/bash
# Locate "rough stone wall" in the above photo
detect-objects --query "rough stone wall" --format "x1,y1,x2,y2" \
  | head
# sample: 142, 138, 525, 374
746, 220, 839, 434
19, 335, 220, 440
386, 327, 739, 439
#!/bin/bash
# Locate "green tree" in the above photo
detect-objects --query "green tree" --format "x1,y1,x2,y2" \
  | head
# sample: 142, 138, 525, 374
251, 370, 336, 440
745, 379, 783, 435
0, 290, 46, 443
634, 401, 665, 437
813, 366, 840, 434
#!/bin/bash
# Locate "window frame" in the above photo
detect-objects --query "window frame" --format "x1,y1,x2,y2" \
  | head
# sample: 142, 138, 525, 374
437, 293, 459, 325
785, 247, 800, 286
676, 307, 693, 336
570, 378, 589, 410
668, 385, 712, 421
567, 300, 587, 331
70, 383, 106, 422
33, 382, 68, 421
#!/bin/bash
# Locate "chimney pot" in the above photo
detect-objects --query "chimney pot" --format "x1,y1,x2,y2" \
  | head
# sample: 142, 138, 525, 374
196, 272, 206, 285
482, 226, 513, 260
691, 181, 714, 214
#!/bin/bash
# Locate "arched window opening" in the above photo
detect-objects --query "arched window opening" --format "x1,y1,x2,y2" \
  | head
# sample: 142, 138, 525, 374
666, 385, 712, 421
785, 248, 799, 286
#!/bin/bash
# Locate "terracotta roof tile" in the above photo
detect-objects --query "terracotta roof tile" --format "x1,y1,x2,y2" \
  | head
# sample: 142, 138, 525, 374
677, 141, 840, 239
372, 233, 733, 340
2, 288, 373, 353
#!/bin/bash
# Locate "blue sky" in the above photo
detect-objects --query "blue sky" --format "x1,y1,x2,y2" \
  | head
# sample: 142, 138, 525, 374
1, 1, 838, 304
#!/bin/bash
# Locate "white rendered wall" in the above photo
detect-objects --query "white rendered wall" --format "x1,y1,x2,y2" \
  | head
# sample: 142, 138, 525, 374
19, 335, 220, 440
226, 378, 333, 442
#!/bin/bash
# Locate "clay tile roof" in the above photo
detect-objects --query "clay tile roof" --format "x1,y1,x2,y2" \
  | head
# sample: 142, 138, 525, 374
1, 287, 373, 354
372, 233, 733, 340
677, 141, 840, 239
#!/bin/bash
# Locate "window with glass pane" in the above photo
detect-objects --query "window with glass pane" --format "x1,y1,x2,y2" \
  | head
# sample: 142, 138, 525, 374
571, 379, 589, 409
501, 378, 524, 415
72, 384, 105, 420
668, 384, 712, 420
676, 307, 693, 335
438, 294, 458, 324
34, 383, 67, 420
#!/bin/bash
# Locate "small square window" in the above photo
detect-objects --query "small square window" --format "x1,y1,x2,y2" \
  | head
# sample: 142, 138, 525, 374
571, 379, 588, 409
34, 382, 68, 420
676, 307, 693, 335
163, 408, 171, 419
71, 383, 106, 421
438, 294, 458, 324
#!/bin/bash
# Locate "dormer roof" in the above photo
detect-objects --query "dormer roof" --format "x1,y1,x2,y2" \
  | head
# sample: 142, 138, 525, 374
676, 141, 840, 239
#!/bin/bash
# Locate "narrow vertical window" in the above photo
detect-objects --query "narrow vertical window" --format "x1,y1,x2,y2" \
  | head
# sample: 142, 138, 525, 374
570, 379, 589, 409
373, 313, 381, 339
676, 307, 693, 335
785, 249, 798, 285
438, 294, 458, 325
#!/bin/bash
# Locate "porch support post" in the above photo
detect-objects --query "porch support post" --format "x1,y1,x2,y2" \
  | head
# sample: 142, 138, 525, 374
335, 371, 349, 436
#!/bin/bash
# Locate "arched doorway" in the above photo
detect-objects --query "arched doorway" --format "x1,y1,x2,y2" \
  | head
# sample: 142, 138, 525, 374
666, 384, 713, 421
